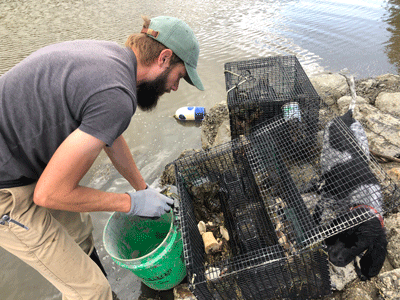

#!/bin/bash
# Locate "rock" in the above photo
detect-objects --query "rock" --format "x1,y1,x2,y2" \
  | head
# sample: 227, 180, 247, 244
384, 213, 400, 269
213, 119, 231, 147
310, 73, 348, 109
160, 149, 201, 186
353, 103, 400, 157
173, 283, 196, 300
376, 74, 400, 85
357, 74, 400, 105
375, 92, 400, 118
375, 269, 400, 299
359, 78, 377, 91
337, 95, 368, 115
357, 78, 379, 105
342, 287, 374, 300
160, 163, 176, 186
387, 168, 400, 183
200, 102, 229, 150
329, 264, 358, 291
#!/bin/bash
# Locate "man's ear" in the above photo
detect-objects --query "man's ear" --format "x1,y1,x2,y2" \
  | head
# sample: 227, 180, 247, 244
158, 49, 173, 68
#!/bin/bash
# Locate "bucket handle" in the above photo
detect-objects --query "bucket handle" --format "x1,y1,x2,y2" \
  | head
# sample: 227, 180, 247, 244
172, 198, 181, 231
160, 186, 181, 231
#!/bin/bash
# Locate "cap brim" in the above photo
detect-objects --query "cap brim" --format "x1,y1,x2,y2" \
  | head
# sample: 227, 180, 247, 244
184, 62, 204, 91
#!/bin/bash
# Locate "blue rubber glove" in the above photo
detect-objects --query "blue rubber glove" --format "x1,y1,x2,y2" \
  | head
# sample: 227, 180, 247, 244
126, 187, 174, 218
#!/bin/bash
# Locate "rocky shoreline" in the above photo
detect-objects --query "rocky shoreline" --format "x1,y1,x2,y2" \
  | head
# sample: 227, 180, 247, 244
165, 73, 400, 300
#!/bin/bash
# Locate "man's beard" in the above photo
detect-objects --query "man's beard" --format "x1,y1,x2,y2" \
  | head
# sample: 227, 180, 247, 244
136, 67, 171, 111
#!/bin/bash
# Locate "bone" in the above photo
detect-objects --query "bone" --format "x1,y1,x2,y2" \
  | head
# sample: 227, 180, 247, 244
202, 232, 223, 254
198, 221, 223, 254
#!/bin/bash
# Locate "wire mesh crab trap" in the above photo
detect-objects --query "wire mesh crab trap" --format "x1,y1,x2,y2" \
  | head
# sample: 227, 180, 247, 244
173, 98, 400, 299
223, 55, 400, 242
174, 129, 332, 299
224, 55, 320, 155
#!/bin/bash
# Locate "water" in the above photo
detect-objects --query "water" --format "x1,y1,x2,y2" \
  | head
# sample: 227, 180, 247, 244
0, 0, 399, 299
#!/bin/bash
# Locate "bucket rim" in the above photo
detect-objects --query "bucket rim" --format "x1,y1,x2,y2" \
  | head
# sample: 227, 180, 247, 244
103, 210, 177, 264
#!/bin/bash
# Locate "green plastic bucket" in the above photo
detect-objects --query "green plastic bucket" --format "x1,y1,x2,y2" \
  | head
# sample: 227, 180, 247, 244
103, 211, 186, 290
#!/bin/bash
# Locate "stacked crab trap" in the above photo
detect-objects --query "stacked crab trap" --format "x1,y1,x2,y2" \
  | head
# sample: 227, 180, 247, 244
173, 55, 400, 299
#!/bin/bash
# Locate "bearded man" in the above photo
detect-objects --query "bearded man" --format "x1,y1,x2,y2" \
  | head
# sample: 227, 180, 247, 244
0, 16, 203, 300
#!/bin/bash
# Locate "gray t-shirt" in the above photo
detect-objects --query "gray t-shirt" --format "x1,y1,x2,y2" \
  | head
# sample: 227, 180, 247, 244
0, 40, 138, 188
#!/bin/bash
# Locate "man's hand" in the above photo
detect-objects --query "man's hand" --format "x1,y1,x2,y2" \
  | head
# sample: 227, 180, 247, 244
127, 187, 174, 218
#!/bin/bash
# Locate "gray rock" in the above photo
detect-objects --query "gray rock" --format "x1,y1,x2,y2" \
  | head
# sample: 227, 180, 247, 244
213, 119, 231, 147
337, 95, 368, 115
384, 213, 400, 269
353, 103, 400, 157
201, 101, 229, 149
357, 74, 400, 105
375, 269, 400, 299
360, 78, 377, 91
375, 92, 400, 118
335, 92, 400, 158
387, 168, 400, 184
331, 92, 400, 158
310, 73, 348, 109
329, 263, 358, 291
342, 287, 374, 300
376, 74, 400, 85
174, 283, 196, 300
160, 149, 201, 186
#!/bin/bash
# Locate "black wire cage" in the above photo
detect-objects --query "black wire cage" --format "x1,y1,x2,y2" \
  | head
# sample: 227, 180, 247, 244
173, 56, 400, 299
225, 55, 320, 144
223, 55, 400, 243
174, 135, 331, 299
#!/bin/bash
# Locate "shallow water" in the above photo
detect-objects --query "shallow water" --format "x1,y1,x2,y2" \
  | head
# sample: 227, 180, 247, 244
0, 0, 399, 299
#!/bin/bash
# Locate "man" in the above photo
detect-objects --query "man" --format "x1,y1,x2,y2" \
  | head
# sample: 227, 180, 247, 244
0, 16, 204, 299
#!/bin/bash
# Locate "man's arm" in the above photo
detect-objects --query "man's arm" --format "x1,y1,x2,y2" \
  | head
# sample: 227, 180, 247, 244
103, 135, 147, 191
33, 128, 131, 213
103, 134, 174, 218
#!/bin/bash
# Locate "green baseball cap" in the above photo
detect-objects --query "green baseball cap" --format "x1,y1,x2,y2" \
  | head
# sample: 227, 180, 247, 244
141, 16, 204, 91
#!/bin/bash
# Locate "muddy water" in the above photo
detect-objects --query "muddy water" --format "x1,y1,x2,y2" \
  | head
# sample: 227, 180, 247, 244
1, 0, 399, 299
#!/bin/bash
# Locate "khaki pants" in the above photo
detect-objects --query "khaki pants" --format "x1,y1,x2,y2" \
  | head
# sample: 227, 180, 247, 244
0, 183, 112, 300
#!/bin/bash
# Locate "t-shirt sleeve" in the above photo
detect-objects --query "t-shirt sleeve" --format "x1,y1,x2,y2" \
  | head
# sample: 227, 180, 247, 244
79, 88, 135, 146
